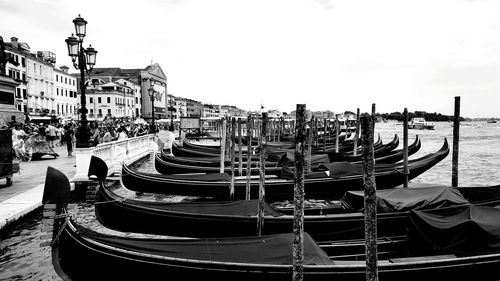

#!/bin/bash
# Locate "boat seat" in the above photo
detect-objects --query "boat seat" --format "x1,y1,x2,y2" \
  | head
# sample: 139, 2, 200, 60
389, 254, 456, 263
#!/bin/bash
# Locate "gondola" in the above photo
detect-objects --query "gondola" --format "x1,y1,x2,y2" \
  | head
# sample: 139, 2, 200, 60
154, 153, 284, 175
96, 178, 500, 241
173, 134, 383, 158
160, 134, 397, 174
121, 138, 450, 201
45, 167, 500, 281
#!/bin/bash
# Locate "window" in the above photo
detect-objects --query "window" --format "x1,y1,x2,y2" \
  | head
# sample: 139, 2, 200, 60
90, 109, 94, 115
135, 97, 138, 103
56, 75, 58, 82
56, 88, 59, 96
57, 104, 59, 114
23, 89, 27, 99
98, 97, 101, 103
98, 109, 102, 115
65, 90, 68, 97
107, 97, 110, 103
65, 77, 67, 84
107, 109, 111, 114
22, 73, 26, 81
21, 58, 26, 67
16, 88, 21, 98
89, 97, 93, 103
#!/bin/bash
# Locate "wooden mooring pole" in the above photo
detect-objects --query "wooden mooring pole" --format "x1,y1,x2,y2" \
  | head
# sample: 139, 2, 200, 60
292, 104, 306, 281
335, 115, 340, 153
353, 108, 360, 156
403, 108, 409, 187
452, 96, 461, 187
230, 118, 236, 200
257, 113, 268, 236
238, 118, 243, 176
220, 118, 226, 173
307, 117, 313, 172
246, 116, 252, 200
361, 113, 379, 281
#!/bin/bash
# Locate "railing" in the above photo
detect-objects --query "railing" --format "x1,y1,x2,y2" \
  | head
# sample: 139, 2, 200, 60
91, 134, 156, 175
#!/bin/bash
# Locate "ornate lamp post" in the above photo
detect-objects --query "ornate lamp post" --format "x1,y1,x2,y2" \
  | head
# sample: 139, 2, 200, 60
148, 83, 157, 133
169, 98, 175, 131
65, 14, 97, 148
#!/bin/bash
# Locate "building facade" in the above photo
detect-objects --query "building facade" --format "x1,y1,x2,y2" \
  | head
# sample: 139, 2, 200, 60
54, 66, 78, 120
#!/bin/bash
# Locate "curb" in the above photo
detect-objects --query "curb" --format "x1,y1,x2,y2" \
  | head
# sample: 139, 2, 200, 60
0, 183, 44, 231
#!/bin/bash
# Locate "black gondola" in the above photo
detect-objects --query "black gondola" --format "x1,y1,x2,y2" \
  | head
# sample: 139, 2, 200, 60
45, 166, 500, 281
121, 138, 450, 201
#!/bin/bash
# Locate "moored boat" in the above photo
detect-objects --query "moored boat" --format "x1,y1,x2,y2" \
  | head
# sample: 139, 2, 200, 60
121, 138, 450, 201
408, 117, 435, 130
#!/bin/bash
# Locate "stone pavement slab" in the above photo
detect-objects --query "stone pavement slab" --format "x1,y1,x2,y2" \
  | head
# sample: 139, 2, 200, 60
0, 144, 76, 230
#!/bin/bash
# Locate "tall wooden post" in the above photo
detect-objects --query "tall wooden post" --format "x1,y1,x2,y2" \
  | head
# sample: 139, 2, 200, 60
230, 118, 236, 200
292, 104, 306, 281
257, 113, 268, 235
225, 117, 231, 161
361, 113, 379, 281
246, 116, 252, 200
323, 118, 327, 151
220, 118, 226, 173
403, 108, 409, 187
372, 103, 376, 135
238, 118, 243, 176
314, 118, 318, 147
354, 108, 360, 156
452, 96, 461, 187
307, 117, 313, 172
335, 115, 340, 153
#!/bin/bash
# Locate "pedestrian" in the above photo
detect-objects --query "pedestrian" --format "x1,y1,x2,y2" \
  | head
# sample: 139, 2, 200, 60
46, 122, 57, 148
117, 127, 128, 141
64, 124, 74, 157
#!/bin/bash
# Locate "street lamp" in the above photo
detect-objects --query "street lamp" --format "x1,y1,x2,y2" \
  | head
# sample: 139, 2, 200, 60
168, 97, 175, 131
148, 84, 157, 133
65, 14, 97, 148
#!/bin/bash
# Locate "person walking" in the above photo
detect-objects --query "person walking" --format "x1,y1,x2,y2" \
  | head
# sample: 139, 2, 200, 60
64, 124, 74, 157
46, 123, 57, 148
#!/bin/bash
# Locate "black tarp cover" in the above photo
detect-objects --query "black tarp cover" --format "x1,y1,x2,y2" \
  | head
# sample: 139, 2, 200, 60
318, 161, 408, 178
77, 226, 334, 265
132, 168, 231, 182
408, 205, 500, 255
342, 186, 469, 212
125, 199, 284, 217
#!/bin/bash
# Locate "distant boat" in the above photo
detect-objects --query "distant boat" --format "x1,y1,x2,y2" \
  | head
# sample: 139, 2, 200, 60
487, 119, 497, 124
408, 117, 435, 130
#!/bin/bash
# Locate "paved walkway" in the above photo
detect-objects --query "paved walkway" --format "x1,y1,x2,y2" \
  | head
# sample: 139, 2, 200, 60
0, 144, 76, 230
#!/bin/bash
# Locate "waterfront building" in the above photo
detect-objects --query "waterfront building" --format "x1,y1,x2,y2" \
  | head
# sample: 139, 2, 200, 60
182, 98, 202, 117
83, 80, 136, 120
54, 66, 78, 120
87, 63, 167, 120
3, 36, 27, 122
202, 104, 218, 118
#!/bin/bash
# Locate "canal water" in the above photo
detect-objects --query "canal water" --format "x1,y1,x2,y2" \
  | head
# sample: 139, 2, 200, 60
1, 121, 499, 280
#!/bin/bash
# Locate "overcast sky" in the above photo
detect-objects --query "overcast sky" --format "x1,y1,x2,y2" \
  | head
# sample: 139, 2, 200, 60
1, 0, 499, 117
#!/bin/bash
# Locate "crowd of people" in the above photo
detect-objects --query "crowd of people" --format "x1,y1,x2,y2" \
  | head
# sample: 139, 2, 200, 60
6, 119, 159, 161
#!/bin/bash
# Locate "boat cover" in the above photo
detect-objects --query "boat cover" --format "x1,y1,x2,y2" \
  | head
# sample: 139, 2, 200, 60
129, 167, 231, 182
318, 161, 409, 178
276, 151, 330, 167
123, 198, 285, 217
342, 186, 469, 212
76, 227, 334, 265
408, 205, 500, 255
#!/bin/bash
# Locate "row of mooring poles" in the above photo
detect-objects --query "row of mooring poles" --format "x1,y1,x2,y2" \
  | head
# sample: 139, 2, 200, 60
215, 97, 462, 281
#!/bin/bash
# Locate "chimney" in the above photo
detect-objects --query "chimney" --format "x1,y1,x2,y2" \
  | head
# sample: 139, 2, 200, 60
10, 37, 18, 48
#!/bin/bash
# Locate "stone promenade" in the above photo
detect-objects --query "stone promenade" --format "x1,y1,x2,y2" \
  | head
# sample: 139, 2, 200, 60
0, 145, 76, 230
